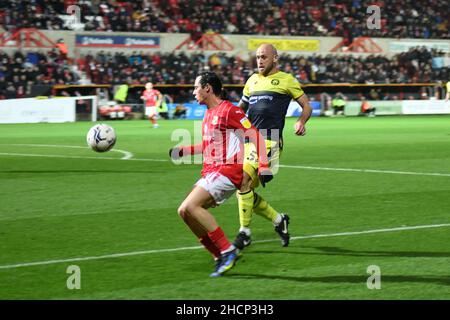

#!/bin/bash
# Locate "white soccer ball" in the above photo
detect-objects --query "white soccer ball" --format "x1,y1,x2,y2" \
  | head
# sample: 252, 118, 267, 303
86, 124, 116, 152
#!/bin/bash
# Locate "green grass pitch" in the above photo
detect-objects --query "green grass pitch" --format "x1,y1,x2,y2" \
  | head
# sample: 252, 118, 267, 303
0, 116, 449, 300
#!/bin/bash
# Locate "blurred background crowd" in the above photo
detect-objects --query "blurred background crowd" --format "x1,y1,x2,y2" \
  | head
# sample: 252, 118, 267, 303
0, 0, 448, 102
0, 46, 448, 100
1, 0, 448, 39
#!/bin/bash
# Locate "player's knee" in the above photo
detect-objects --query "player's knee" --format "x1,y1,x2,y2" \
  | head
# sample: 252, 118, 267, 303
178, 202, 201, 219
177, 204, 189, 219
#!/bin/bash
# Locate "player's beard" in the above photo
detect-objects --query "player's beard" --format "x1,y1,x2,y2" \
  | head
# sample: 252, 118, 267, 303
260, 61, 275, 76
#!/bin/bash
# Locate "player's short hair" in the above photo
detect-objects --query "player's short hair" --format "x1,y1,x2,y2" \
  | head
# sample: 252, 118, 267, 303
198, 71, 223, 96
257, 43, 278, 57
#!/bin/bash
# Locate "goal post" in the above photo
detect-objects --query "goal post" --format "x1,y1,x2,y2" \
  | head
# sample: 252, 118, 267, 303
71, 95, 98, 121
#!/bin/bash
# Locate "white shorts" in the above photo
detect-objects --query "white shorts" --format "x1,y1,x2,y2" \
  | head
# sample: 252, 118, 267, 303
195, 172, 236, 205
145, 106, 157, 116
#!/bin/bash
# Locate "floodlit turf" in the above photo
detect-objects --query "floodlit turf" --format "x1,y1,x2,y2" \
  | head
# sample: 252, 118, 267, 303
0, 116, 449, 300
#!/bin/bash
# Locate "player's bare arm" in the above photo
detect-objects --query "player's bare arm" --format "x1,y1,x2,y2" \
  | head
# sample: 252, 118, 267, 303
169, 143, 202, 160
242, 126, 273, 187
294, 94, 312, 136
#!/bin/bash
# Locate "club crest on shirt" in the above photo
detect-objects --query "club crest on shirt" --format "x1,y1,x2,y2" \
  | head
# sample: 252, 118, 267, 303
240, 117, 251, 129
212, 116, 219, 125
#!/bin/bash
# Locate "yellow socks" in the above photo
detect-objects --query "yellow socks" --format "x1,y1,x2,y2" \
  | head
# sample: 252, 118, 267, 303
237, 190, 254, 228
253, 192, 279, 223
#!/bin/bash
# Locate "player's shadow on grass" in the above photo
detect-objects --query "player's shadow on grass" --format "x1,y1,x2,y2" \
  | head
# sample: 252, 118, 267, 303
239, 247, 450, 286
252, 246, 450, 258
308, 246, 450, 258
228, 273, 450, 286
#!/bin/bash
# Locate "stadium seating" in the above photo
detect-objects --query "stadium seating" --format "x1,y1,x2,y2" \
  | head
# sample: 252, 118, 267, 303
0, 0, 448, 39
0, 49, 78, 99
0, 46, 447, 100
0, 1, 448, 100
79, 47, 448, 86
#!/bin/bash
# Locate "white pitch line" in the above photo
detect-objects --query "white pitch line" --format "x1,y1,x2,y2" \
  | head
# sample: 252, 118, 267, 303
0, 152, 168, 162
257, 223, 450, 243
1, 150, 450, 177
2, 144, 134, 160
279, 164, 450, 177
113, 149, 133, 160
0, 246, 202, 270
0, 223, 449, 270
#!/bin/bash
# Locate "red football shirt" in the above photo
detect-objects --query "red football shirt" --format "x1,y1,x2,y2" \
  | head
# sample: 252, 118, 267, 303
142, 89, 161, 107
200, 100, 259, 188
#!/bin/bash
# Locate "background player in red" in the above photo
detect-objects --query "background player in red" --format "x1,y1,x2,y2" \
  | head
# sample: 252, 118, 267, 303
141, 82, 162, 128
169, 72, 273, 277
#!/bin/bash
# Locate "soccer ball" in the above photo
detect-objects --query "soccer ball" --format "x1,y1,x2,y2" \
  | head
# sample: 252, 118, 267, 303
86, 124, 116, 152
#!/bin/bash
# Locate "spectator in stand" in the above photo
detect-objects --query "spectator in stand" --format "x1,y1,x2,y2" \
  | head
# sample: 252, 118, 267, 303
0, 49, 77, 100
77, 47, 448, 90
0, 0, 448, 39
0, 47, 448, 101
56, 39, 68, 61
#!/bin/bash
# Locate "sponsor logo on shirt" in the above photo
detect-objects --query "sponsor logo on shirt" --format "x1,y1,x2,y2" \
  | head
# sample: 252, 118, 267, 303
249, 95, 274, 104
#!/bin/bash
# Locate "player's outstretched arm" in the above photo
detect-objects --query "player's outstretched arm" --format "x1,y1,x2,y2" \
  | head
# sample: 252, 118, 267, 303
169, 144, 202, 160
227, 106, 273, 187
294, 94, 312, 136
245, 127, 273, 187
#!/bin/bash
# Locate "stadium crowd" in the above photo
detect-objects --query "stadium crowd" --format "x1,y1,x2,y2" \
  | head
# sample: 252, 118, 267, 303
81, 46, 449, 85
0, 0, 448, 39
0, 46, 447, 100
0, 49, 78, 99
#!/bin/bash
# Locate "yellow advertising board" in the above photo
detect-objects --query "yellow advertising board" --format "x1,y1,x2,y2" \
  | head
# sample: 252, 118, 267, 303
248, 39, 320, 51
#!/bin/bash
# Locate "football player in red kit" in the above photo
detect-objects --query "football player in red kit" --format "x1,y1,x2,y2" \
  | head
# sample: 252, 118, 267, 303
141, 82, 162, 128
169, 72, 273, 277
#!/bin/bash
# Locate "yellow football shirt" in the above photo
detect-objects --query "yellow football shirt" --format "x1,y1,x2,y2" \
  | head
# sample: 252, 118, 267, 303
241, 71, 304, 139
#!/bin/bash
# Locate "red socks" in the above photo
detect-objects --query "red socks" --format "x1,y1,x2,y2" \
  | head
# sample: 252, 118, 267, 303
199, 236, 221, 259
208, 227, 232, 254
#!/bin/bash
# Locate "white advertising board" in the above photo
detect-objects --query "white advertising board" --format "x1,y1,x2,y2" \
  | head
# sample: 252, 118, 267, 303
402, 100, 450, 115
0, 97, 83, 123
